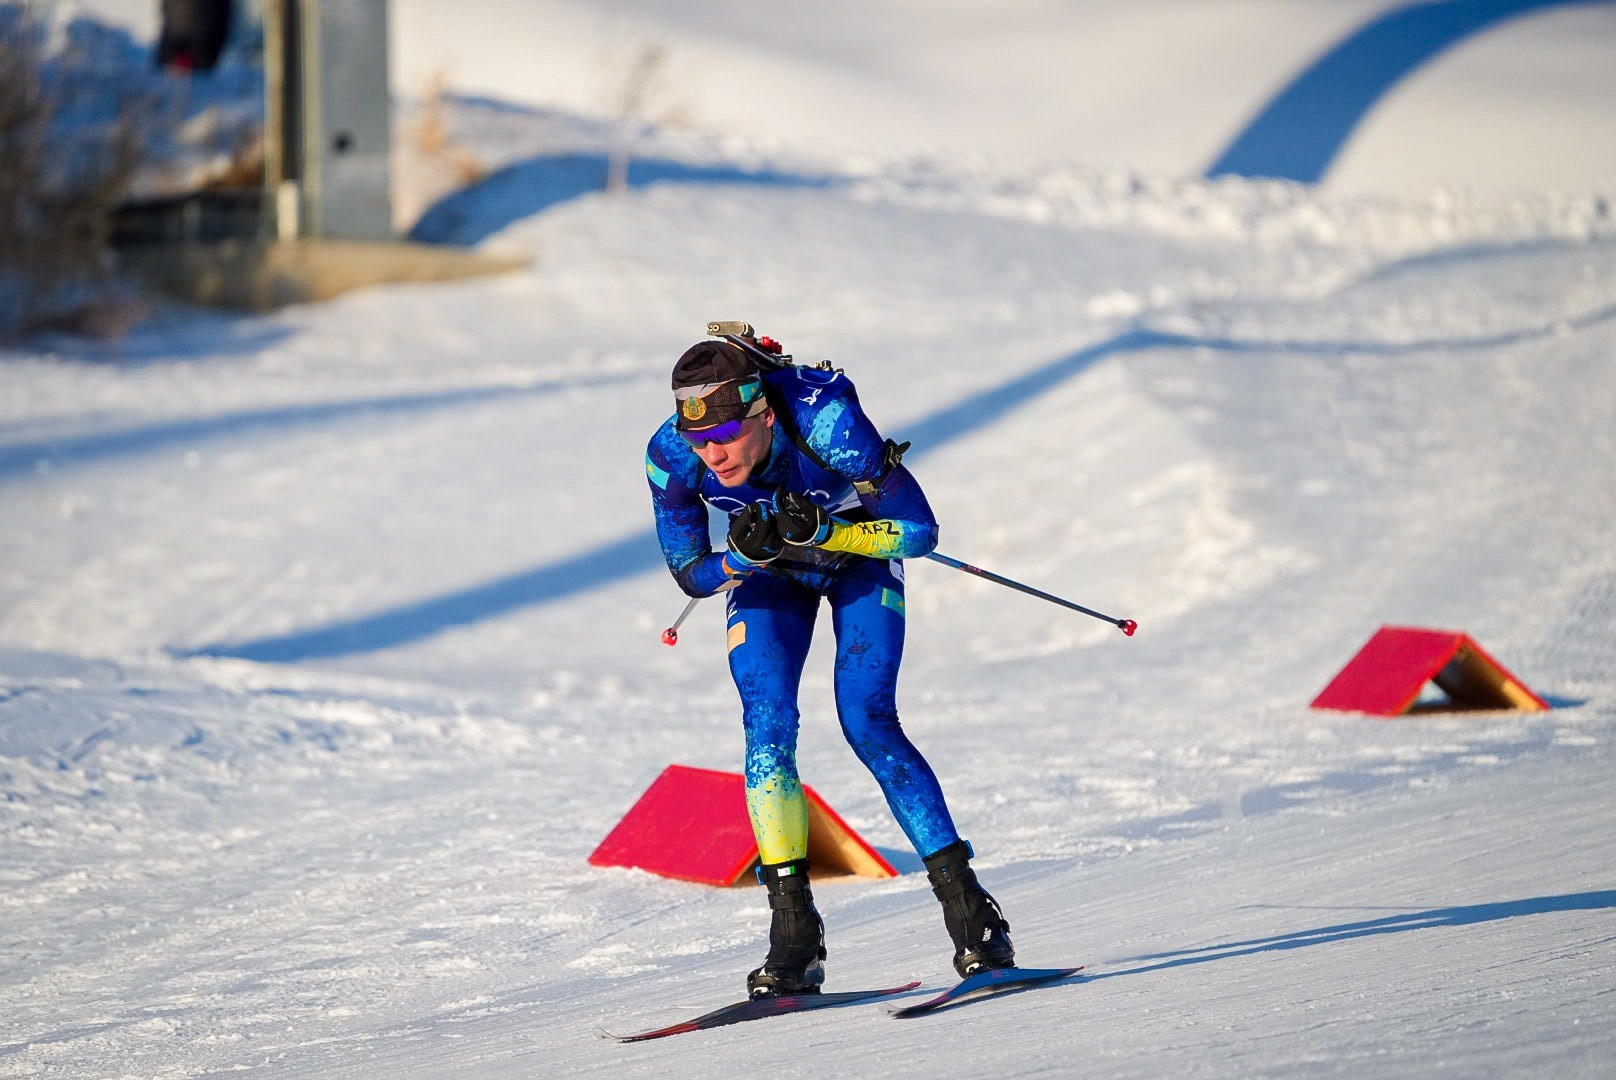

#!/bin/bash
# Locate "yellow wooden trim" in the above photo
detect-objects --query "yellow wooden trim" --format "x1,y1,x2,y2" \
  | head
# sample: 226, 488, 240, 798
803, 798, 897, 880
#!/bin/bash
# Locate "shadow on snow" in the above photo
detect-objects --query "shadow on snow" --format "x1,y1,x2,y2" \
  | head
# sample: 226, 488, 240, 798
186, 300, 1616, 662
408, 153, 838, 247
1205, 0, 1613, 183
1096, 890, 1616, 979
0, 373, 637, 483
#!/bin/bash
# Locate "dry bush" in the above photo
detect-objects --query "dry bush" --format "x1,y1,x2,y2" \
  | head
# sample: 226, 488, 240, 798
395, 68, 488, 233
605, 42, 691, 195
408, 70, 486, 187
1, 11, 149, 340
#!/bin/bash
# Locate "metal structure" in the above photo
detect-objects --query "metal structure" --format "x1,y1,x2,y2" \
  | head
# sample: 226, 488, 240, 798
264, 0, 392, 240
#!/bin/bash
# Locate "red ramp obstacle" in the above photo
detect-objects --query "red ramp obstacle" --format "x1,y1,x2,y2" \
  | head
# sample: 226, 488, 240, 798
588, 764, 899, 886
1311, 626, 1549, 717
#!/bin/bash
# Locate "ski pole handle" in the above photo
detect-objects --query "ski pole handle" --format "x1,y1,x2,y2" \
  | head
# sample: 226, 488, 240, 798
925, 551, 1137, 636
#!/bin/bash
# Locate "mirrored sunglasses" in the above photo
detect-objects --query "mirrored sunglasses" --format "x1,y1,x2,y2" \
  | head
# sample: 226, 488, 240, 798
678, 417, 749, 448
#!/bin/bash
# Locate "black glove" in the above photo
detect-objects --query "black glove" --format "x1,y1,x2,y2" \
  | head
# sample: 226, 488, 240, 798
774, 491, 831, 546
726, 503, 784, 568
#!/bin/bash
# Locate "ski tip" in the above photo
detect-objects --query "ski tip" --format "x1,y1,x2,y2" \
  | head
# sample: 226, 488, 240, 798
606, 1022, 699, 1043
888, 965, 1085, 1019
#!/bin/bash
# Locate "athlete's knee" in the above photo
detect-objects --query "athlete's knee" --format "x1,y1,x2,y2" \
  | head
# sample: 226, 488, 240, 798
838, 701, 910, 764
742, 689, 798, 750
742, 696, 800, 744
834, 675, 898, 731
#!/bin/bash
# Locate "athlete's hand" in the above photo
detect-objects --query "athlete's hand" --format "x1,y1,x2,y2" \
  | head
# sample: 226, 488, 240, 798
774, 491, 831, 546
726, 503, 784, 570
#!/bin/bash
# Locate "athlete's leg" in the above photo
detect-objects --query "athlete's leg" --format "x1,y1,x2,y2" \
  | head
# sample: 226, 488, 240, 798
828, 561, 1015, 973
827, 559, 959, 856
726, 572, 819, 864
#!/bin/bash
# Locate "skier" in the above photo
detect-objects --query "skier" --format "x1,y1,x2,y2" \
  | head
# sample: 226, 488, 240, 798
645, 333, 1016, 997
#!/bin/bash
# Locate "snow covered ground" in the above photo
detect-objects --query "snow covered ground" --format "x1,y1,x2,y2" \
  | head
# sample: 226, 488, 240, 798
4, 2, 1616, 1077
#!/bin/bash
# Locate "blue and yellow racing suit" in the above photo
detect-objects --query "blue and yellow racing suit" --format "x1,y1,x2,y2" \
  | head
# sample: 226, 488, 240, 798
646, 365, 960, 862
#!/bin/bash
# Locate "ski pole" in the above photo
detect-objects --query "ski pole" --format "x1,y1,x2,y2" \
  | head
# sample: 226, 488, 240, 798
661, 595, 702, 646
925, 551, 1137, 636
659, 579, 741, 646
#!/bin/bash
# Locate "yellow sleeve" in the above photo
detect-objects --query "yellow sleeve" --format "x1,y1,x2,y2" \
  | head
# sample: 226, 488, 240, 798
818, 519, 936, 559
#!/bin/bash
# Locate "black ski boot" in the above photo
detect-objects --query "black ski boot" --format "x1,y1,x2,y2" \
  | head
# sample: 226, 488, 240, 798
746, 858, 827, 998
924, 839, 1016, 977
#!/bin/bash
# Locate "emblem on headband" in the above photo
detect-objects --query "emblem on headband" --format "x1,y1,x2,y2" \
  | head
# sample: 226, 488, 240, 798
681, 396, 708, 421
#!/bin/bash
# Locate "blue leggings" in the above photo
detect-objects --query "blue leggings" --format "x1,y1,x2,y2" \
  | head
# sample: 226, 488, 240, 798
724, 557, 959, 863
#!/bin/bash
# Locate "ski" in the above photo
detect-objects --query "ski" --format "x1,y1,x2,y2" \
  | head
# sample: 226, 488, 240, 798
603, 982, 922, 1042
889, 966, 1083, 1018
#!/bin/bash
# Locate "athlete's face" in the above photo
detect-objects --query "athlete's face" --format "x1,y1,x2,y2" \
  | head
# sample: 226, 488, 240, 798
693, 409, 775, 486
